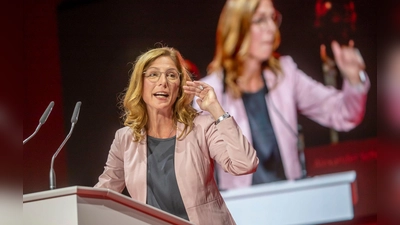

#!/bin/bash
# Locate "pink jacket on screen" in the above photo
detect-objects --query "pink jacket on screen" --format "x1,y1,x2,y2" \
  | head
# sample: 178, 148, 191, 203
195, 56, 370, 190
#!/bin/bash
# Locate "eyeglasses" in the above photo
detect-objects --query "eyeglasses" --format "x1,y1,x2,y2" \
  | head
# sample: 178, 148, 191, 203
143, 68, 181, 82
251, 10, 282, 28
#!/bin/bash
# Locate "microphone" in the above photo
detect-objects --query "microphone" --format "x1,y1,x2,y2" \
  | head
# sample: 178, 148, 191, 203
50, 101, 82, 190
23, 101, 55, 145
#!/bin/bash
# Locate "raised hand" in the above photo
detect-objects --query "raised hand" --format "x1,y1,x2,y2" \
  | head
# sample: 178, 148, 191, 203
183, 81, 225, 120
330, 40, 366, 85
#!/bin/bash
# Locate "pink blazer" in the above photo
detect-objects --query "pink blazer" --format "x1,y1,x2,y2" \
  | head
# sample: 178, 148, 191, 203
197, 56, 370, 190
95, 114, 258, 225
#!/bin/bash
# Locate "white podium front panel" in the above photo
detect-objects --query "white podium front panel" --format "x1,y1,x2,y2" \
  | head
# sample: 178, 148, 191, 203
76, 196, 175, 225
24, 195, 79, 225
221, 171, 356, 225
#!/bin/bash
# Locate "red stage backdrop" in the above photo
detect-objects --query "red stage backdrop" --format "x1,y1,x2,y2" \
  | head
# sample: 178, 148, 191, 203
24, 0, 68, 194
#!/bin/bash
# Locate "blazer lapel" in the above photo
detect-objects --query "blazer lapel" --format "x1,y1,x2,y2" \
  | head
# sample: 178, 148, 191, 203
125, 130, 148, 204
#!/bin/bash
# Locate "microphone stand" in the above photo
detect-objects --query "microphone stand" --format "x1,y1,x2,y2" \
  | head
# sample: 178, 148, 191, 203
50, 101, 81, 190
49, 123, 76, 190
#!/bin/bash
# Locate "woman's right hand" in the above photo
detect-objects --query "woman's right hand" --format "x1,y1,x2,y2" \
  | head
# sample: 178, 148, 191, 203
183, 81, 225, 120
328, 40, 366, 85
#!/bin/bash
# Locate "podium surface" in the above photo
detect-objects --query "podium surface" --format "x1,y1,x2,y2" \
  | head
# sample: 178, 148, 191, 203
221, 171, 357, 225
23, 186, 193, 225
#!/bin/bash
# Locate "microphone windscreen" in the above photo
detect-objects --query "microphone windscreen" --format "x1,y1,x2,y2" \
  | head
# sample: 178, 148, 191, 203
71, 101, 82, 123
39, 101, 55, 124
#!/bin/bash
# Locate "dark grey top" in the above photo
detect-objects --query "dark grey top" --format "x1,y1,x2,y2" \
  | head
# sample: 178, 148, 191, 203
146, 135, 189, 220
242, 85, 286, 184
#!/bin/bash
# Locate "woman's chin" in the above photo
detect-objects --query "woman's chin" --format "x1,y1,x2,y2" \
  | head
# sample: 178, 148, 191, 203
249, 52, 272, 62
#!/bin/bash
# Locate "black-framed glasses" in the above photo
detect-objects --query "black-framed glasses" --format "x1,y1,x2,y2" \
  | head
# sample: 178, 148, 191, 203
143, 68, 181, 82
252, 10, 282, 28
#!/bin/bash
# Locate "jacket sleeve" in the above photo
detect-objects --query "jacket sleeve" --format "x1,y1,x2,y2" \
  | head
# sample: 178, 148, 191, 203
203, 115, 259, 175
94, 129, 126, 193
284, 56, 370, 131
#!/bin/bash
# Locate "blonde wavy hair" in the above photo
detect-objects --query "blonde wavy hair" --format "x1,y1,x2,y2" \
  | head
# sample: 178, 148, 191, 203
208, 0, 282, 98
121, 47, 198, 142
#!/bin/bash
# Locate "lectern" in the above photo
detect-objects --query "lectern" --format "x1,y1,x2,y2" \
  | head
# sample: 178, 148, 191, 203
23, 186, 194, 225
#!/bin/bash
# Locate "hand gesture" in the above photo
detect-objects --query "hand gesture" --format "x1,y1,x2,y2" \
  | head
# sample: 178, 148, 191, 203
322, 40, 366, 85
183, 81, 225, 120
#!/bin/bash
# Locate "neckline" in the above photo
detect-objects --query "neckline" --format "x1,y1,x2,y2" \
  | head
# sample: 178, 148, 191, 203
147, 135, 176, 141
242, 85, 268, 95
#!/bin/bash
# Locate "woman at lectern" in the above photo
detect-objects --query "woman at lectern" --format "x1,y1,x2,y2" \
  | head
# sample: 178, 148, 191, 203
95, 46, 258, 225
